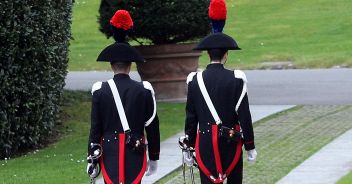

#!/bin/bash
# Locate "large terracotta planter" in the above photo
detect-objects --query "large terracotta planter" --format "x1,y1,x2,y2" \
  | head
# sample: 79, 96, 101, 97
135, 43, 201, 101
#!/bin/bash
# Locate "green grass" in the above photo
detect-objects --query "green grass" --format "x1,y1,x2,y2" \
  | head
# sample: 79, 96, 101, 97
161, 105, 352, 184
0, 91, 92, 184
0, 91, 185, 184
158, 103, 186, 141
337, 171, 352, 184
69, 0, 112, 71
69, 0, 352, 71
225, 0, 352, 69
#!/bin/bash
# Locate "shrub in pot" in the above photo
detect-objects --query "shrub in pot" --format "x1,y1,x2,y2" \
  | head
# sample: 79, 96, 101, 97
98, 0, 211, 100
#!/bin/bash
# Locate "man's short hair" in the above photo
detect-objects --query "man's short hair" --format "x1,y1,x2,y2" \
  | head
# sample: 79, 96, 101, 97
207, 49, 227, 61
111, 62, 131, 71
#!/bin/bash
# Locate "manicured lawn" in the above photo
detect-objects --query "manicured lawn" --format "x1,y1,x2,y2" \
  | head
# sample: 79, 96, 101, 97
225, 0, 352, 69
0, 91, 92, 184
69, 0, 352, 71
69, 0, 112, 71
0, 91, 185, 184
338, 171, 352, 184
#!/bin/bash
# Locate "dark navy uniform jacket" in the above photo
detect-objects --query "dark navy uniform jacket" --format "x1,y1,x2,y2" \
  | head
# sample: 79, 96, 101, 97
185, 63, 255, 178
88, 74, 160, 183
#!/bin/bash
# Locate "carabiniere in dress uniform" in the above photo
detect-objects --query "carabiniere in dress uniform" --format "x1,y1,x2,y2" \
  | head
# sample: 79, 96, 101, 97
179, 0, 257, 183
86, 10, 160, 184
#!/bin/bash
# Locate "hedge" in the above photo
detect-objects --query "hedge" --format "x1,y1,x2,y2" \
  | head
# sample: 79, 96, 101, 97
98, 0, 211, 44
0, 0, 73, 159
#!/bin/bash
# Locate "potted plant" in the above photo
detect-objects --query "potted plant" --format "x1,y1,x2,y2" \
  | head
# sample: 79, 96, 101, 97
98, 0, 210, 101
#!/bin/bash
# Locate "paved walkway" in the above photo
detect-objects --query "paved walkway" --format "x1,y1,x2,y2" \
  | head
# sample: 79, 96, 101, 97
65, 71, 140, 91
65, 69, 352, 104
95, 105, 294, 184
245, 69, 352, 105
277, 129, 352, 184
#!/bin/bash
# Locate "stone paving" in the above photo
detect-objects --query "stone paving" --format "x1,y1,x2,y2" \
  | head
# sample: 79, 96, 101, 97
161, 105, 352, 184
277, 129, 352, 184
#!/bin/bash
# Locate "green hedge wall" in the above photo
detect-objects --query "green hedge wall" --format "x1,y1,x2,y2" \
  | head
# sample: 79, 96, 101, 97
0, 0, 73, 159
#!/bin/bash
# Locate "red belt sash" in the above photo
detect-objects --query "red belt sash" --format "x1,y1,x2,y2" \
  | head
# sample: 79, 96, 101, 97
100, 133, 147, 184
195, 124, 242, 183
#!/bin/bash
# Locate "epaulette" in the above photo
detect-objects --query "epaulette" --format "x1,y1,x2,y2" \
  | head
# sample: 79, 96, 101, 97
234, 70, 247, 83
186, 72, 197, 84
91, 81, 102, 95
142, 81, 155, 95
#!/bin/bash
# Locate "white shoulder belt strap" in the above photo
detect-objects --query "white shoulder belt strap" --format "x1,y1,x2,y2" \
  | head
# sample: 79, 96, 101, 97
197, 72, 222, 125
107, 79, 130, 132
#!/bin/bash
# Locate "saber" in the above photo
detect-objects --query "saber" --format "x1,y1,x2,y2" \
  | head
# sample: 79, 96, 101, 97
182, 157, 186, 184
87, 143, 103, 184
190, 165, 196, 184
181, 149, 197, 184
88, 163, 101, 184
179, 136, 198, 184
89, 169, 99, 184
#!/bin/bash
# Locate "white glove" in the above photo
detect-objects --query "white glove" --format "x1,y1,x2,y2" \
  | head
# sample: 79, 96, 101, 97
183, 151, 195, 167
87, 163, 99, 178
145, 160, 158, 176
246, 149, 257, 163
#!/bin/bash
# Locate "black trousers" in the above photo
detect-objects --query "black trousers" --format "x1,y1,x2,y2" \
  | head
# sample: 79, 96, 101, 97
199, 157, 243, 184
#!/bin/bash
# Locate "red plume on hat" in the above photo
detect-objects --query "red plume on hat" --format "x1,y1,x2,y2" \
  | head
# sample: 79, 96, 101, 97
110, 10, 133, 30
208, 0, 227, 33
208, 0, 227, 20
194, 0, 241, 51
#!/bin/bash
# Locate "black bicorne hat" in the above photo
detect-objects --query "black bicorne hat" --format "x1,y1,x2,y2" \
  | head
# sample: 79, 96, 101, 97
193, 33, 241, 50
96, 10, 144, 63
97, 42, 145, 63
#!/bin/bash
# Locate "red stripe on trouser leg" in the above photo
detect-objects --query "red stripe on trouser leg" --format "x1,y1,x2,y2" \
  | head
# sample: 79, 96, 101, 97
100, 154, 114, 184
195, 131, 213, 179
225, 139, 243, 176
132, 138, 147, 184
212, 125, 223, 176
119, 134, 126, 184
